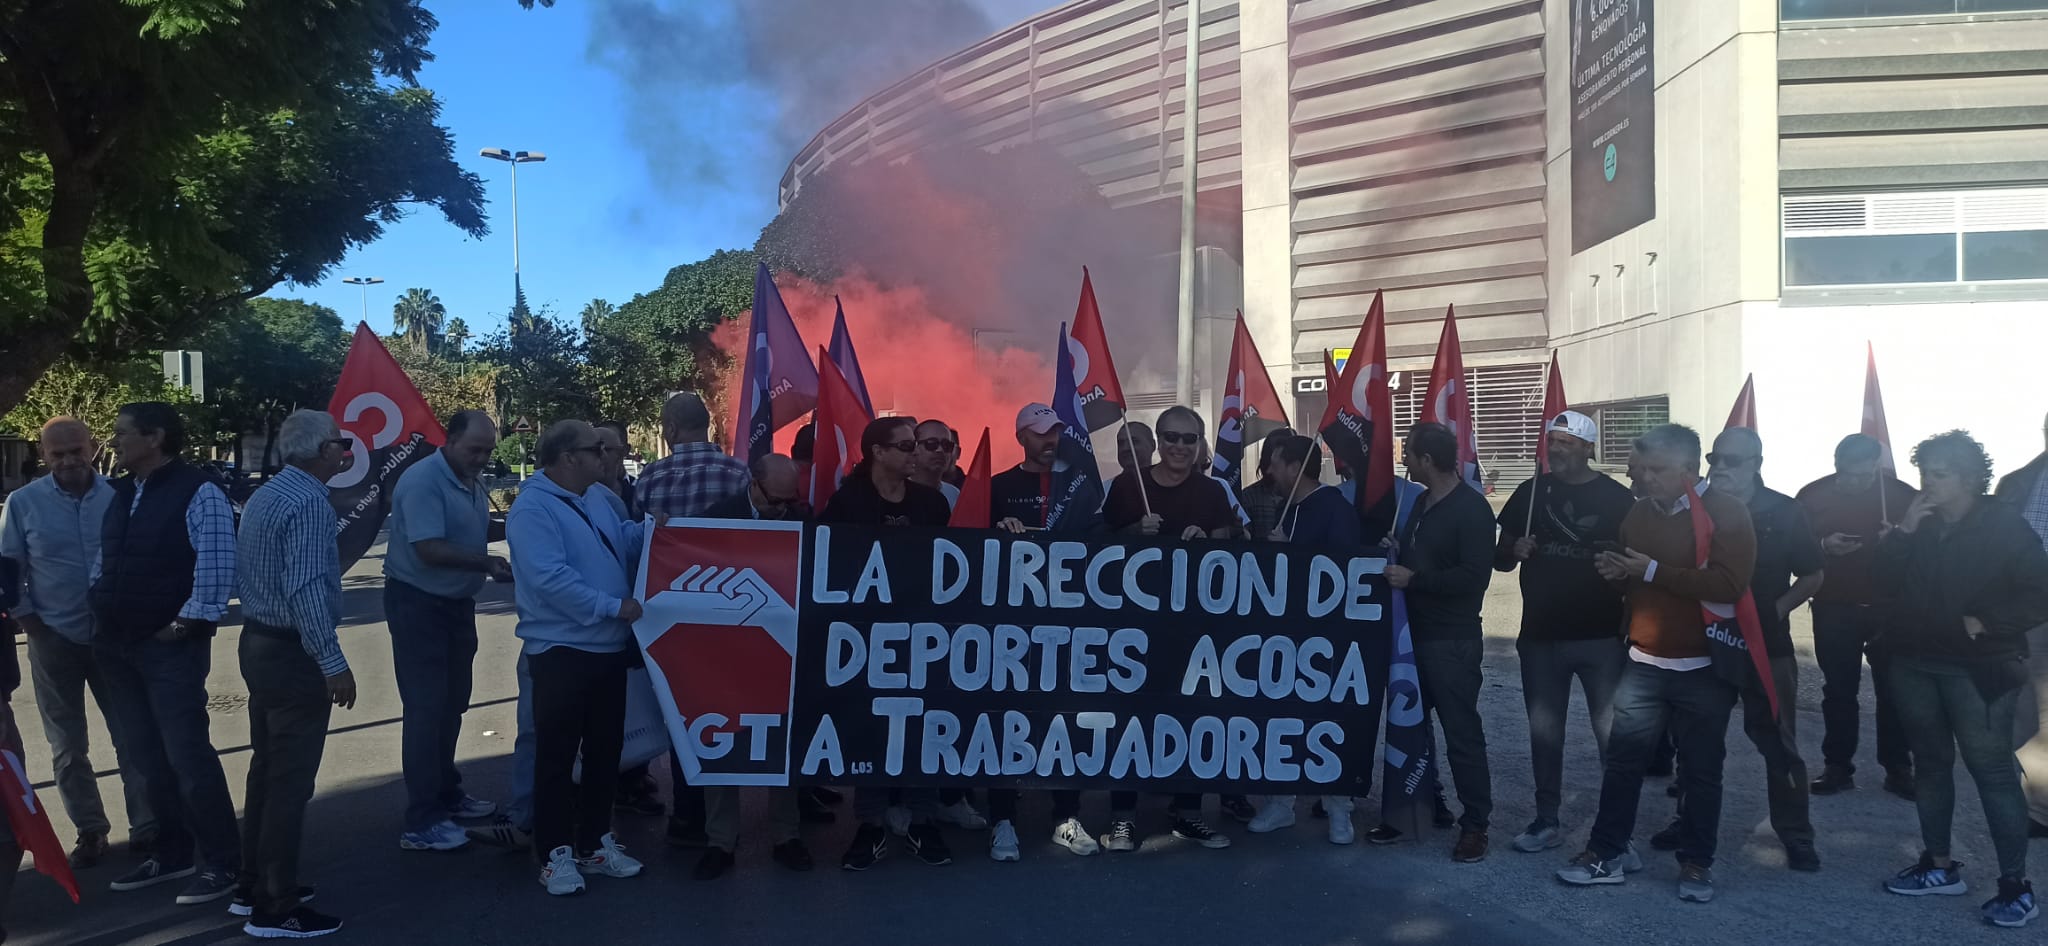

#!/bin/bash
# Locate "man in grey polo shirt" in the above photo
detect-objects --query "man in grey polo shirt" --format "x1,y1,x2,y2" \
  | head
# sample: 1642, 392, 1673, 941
385, 409, 511, 851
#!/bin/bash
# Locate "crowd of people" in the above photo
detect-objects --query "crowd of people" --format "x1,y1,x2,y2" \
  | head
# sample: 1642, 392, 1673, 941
0, 392, 2045, 939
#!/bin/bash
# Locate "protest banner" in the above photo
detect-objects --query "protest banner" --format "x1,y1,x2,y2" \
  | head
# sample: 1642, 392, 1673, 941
633, 521, 1394, 794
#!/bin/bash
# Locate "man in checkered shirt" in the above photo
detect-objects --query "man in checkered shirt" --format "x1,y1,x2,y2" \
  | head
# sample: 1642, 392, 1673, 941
1997, 410, 2048, 839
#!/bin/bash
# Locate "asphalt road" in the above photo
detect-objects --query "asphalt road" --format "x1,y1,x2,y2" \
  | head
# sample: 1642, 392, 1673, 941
4, 536, 2041, 945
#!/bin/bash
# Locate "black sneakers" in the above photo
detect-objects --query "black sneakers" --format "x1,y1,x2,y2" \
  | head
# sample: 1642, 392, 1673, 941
244, 905, 343, 939
906, 824, 953, 866
1220, 796, 1257, 824
229, 885, 316, 917
1171, 817, 1231, 849
840, 823, 889, 871
1810, 765, 1855, 796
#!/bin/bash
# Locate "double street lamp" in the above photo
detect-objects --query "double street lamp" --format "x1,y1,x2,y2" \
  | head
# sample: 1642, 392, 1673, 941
478, 148, 547, 281
341, 276, 384, 326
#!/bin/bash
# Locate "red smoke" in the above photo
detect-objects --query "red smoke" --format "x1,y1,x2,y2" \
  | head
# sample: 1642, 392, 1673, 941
712, 272, 1050, 468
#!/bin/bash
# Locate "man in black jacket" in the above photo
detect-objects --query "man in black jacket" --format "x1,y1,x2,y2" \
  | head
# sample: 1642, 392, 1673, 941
1997, 411, 2048, 838
1377, 422, 1496, 861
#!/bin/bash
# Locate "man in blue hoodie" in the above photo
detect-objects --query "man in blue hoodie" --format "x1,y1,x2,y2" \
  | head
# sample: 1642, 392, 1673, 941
508, 421, 647, 897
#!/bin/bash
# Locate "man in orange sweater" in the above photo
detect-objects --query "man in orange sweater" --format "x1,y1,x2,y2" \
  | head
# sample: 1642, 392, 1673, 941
1557, 424, 1756, 904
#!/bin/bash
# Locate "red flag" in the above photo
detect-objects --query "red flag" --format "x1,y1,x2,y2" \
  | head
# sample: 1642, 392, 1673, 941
808, 347, 871, 513
1067, 267, 1127, 432
1420, 305, 1483, 492
0, 734, 79, 902
1724, 374, 1758, 431
1319, 291, 1398, 542
1210, 311, 1291, 484
949, 427, 993, 528
1534, 351, 1568, 475
1688, 482, 1781, 719
328, 323, 445, 568
1861, 342, 1894, 471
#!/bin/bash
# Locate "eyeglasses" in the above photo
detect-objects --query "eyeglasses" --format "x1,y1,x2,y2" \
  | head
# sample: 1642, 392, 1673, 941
1705, 452, 1758, 467
877, 440, 918, 454
326, 437, 355, 451
1158, 431, 1201, 446
917, 438, 955, 453
753, 479, 805, 506
570, 443, 611, 457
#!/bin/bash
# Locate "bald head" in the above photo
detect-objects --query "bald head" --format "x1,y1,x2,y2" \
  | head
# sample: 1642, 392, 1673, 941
38, 416, 98, 493
41, 417, 89, 441
662, 392, 712, 446
748, 453, 804, 519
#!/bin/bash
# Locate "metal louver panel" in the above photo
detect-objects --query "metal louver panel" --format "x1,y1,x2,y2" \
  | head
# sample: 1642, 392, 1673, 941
1783, 197, 1866, 231
1869, 193, 1956, 231
1960, 189, 2048, 231
1388, 361, 1548, 484
1591, 397, 1670, 466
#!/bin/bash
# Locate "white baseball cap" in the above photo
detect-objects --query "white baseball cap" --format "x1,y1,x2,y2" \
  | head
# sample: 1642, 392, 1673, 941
1016, 403, 1062, 434
1548, 410, 1598, 445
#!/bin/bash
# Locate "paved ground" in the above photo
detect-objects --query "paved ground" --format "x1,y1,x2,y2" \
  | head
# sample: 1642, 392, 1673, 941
5, 536, 2042, 945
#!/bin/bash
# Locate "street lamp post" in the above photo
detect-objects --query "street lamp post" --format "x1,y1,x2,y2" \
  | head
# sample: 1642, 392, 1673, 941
341, 276, 384, 326
479, 148, 547, 288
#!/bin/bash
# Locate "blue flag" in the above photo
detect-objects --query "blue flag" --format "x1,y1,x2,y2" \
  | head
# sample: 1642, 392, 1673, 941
827, 298, 873, 416
1047, 321, 1105, 532
732, 263, 818, 461
1379, 555, 1430, 826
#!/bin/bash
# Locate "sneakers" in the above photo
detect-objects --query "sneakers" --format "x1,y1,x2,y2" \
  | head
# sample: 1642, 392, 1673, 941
1365, 824, 1404, 845
1618, 842, 1645, 874
1513, 820, 1562, 854
576, 833, 644, 878
1883, 767, 1918, 801
841, 823, 889, 871
176, 868, 239, 905
1982, 877, 2039, 928
935, 799, 989, 830
1328, 810, 1355, 846
1810, 765, 1855, 796
448, 795, 497, 820
907, 823, 953, 866
1785, 839, 1821, 873
989, 820, 1021, 862
1649, 819, 1683, 852
68, 832, 110, 870
1101, 819, 1138, 853
230, 885, 315, 917
1557, 849, 1627, 886
883, 805, 913, 838
1171, 816, 1230, 849
1678, 862, 1715, 903
1452, 830, 1489, 863
1886, 856, 1968, 896
244, 905, 343, 940
109, 857, 197, 892
1247, 801, 1297, 834
399, 820, 470, 852
1052, 817, 1100, 856
540, 846, 586, 896
771, 839, 815, 872
1221, 795, 1257, 824
466, 816, 531, 850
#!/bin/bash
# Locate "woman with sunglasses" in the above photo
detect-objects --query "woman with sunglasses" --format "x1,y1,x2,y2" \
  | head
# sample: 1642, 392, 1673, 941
817, 417, 954, 872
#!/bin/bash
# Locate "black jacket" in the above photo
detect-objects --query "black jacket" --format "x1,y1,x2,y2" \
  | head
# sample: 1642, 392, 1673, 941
1396, 482, 1496, 641
1872, 498, 2048, 664
92, 460, 211, 643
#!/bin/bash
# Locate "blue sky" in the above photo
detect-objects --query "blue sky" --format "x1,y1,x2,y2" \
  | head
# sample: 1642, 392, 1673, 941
282, 0, 1052, 338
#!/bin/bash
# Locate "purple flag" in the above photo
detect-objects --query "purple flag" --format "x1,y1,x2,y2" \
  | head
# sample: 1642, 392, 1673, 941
732, 263, 819, 461
827, 298, 873, 416
1379, 550, 1430, 827
1047, 321, 1105, 532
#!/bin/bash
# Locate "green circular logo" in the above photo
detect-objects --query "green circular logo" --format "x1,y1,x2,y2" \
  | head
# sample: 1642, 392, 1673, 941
1603, 143, 1618, 182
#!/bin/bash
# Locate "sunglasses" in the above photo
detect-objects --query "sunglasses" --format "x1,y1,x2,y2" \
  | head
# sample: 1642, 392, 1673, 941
1158, 431, 1201, 446
876, 440, 918, 454
917, 438, 956, 453
327, 437, 355, 451
1705, 452, 1757, 467
754, 479, 806, 506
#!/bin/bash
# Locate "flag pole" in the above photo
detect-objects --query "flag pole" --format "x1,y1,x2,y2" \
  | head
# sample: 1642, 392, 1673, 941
1525, 359, 1551, 536
1120, 420, 1151, 517
1280, 432, 1325, 542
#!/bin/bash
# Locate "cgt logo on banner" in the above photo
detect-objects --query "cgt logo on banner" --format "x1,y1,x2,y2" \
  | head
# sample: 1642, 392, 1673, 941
633, 522, 1396, 792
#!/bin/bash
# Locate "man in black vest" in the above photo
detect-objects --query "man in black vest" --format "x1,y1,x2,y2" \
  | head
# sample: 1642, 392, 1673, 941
90, 402, 242, 905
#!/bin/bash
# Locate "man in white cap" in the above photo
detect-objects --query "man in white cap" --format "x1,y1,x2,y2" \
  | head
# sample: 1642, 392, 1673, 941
1493, 411, 1637, 854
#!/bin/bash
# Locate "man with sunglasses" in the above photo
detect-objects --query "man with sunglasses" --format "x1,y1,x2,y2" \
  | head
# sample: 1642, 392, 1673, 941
0, 416, 156, 869
910, 420, 962, 510
1646, 427, 1824, 872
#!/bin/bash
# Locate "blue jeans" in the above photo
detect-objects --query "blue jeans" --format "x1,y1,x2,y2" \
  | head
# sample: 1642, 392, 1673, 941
505, 652, 536, 833
93, 635, 241, 871
1518, 637, 1625, 825
1589, 660, 1737, 868
1889, 656, 2030, 880
387, 580, 480, 833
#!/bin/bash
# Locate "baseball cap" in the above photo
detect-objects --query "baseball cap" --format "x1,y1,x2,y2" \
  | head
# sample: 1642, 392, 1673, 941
1548, 410, 1598, 445
1016, 403, 1062, 434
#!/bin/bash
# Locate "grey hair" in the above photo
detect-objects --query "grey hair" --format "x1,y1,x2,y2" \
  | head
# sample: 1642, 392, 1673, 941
538, 420, 594, 467
1633, 423, 1702, 468
277, 409, 339, 464
1713, 426, 1762, 456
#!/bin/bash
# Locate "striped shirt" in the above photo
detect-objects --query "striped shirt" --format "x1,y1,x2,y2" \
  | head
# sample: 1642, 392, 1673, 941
236, 466, 348, 675
637, 442, 749, 521
2025, 473, 2048, 552
132, 477, 237, 622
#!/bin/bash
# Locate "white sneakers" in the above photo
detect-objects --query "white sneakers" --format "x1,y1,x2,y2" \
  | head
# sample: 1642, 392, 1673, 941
1052, 818, 1100, 856
541, 847, 585, 896
936, 799, 990, 830
989, 821, 1021, 862
1248, 798, 1298, 834
399, 820, 469, 852
577, 834, 644, 878
1323, 796, 1356, 845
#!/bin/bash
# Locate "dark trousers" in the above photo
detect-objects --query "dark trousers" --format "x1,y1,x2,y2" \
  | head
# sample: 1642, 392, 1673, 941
93, 635, 241, 871
1518, 637, 1624, 825
25, 627, 156, 839
1671, 655, 1815, 846
386, 579, 479, 833
988, 789, 1082, 824
669, 754, 705, 824
1417, 638, 1492, 831
1890, 656, 2030, 880
529, 646, 631, 861
1813, 602, 1910, 773
237, 627, 332, 917
1589, 660, 1738, 868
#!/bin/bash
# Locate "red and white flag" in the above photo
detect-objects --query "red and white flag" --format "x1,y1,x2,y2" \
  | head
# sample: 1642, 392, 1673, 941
1067, 268, 1127, 432
1319, 291, 1398, 542
1724, 374, 1759, 432
807, 347, 872, 513
1210, 311, 1291, 486
1420, 305, 1483, 492
1861, 342, 1894, 471
1534, 351, 1568, 475
949, 428, 994, 529
0, 735, 79, 902
328, 323, 445, 568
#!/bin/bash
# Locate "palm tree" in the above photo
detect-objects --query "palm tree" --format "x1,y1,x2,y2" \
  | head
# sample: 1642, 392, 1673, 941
579, 298, 616, 335
391, 288, 447, 353
443, 317, 471, 358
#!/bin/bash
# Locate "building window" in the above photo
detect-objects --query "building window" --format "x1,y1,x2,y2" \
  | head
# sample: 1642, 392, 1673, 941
1586, 397, 1671, 467
1785, 1, 2048, 20
1389, 362, 1549, 483
1782, 188, 2048, 289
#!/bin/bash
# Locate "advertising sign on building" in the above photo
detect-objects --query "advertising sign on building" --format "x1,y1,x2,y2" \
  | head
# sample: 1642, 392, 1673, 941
1570, 0, 1656, 252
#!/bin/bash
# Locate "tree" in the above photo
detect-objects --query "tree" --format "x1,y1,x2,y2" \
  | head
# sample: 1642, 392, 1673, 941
583, 249, 755, 430
392, 287, 447, 352
0, 2, 489, 415
443, 317, 472, 358
477, 312, 591, 436
2, 355, 200, 444
507, 276, 538, 336
578, 298, 616, 336
388, 342, 499, 425
191, 298, 350, 459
